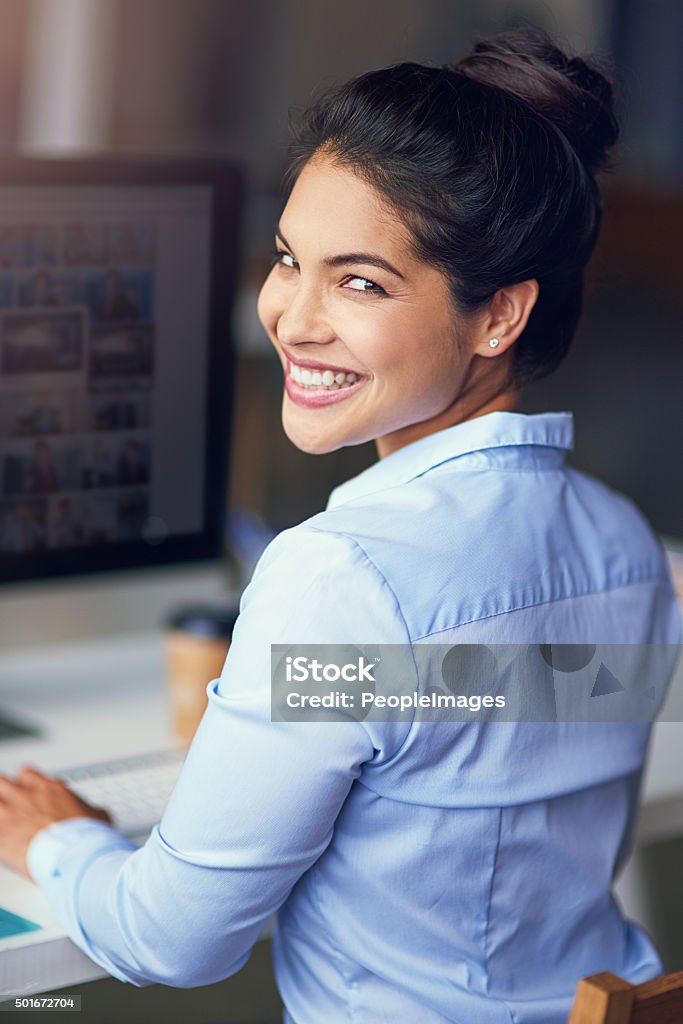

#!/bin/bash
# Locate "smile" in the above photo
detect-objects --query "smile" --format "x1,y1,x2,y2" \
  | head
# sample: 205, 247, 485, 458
290, 360, 360, 389
284, 359, 367, 408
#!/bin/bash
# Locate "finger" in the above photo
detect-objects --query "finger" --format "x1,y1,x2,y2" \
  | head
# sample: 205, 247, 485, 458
0, 775, 21, 803
16, 765, 50, 786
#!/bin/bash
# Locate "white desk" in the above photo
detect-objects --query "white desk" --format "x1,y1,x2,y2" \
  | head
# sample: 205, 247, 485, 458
0, 559, 241, 1000
0, 627, 682, 998
0, 630, 180, 998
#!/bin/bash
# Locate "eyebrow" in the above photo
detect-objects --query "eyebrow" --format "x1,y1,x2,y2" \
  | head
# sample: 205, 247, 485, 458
275, 227, 406, 281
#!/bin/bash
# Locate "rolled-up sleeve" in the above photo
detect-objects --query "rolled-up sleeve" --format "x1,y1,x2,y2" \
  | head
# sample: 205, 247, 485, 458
27, 525, 413, 987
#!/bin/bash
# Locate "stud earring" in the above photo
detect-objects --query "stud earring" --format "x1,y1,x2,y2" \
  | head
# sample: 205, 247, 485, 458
488, 337, 500, 349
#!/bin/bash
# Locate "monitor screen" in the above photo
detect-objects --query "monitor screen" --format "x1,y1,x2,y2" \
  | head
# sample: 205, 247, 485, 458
0, 159, 241, 584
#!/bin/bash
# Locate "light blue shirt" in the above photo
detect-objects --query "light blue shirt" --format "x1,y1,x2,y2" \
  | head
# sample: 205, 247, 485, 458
29, 411, 682, 1023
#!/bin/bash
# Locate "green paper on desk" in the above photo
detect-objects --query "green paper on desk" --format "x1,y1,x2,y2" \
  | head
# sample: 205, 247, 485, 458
0, 907, 41, 939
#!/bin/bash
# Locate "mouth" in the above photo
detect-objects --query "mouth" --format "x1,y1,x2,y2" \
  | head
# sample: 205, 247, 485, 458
288, 356, 364, 388
284, 358, 368, 408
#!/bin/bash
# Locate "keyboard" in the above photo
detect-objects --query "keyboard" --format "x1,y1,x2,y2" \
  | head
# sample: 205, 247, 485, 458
58, 748, 185, 839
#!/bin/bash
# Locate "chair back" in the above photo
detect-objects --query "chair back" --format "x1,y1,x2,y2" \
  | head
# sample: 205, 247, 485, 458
569, 969, 683, 1023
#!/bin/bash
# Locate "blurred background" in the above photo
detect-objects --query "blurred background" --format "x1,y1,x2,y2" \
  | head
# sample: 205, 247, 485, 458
1, 0, 680, 536
0, 1, 681, 1018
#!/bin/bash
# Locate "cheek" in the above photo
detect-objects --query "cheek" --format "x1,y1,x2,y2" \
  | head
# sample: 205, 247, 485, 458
256, 274, 280, 333
370, 314, 458, 385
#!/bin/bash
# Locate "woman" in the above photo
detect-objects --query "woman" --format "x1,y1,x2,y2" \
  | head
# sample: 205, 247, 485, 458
1, 25, 681, 1024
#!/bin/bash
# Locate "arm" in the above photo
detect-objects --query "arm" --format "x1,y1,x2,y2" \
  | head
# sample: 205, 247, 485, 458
20, 526, 413, 987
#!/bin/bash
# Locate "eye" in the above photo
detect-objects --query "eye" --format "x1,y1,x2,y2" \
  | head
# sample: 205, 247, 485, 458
270, 248, 297, 270
343, 275, 386, 296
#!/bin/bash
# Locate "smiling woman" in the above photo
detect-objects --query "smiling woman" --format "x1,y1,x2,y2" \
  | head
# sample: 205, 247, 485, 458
258, 156, 537, 456
3, 23, 682, 1024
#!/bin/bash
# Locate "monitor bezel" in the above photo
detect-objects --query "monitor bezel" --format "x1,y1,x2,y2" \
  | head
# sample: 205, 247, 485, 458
0, 155, 241, 584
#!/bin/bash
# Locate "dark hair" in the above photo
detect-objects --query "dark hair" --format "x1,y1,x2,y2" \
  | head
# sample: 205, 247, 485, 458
283, 25, 619, 389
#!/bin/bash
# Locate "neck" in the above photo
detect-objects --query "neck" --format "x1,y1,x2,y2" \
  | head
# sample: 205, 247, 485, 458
375, 385, 521, 460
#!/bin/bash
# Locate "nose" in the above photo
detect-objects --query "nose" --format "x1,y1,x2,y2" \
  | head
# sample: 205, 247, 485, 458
275, 278, 336, 350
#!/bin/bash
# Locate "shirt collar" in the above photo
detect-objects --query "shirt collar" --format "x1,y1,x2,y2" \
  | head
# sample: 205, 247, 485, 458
326, 411, 574, 510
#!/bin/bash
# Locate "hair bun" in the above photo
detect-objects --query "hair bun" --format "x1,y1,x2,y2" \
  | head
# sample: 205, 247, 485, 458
454, 25, 619, 176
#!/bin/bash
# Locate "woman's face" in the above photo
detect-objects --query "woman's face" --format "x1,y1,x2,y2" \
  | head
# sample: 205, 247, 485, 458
257, 154, 473, 456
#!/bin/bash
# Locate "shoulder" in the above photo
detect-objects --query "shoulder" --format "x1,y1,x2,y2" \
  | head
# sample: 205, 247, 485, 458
564, 465, 671, 581
239, 521, 410, 646
249, 520, 382, 597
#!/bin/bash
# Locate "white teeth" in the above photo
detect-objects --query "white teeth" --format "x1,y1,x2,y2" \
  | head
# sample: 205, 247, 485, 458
290, 362, 363, 390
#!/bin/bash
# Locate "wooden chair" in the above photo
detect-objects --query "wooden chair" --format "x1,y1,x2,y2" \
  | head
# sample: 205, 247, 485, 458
569, 969, 683, 1023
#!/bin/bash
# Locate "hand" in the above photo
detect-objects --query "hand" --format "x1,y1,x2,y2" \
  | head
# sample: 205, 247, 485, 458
0, 766, 112, 879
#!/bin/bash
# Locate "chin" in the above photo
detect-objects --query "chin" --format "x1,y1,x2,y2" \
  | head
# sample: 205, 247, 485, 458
279, 400, 339, 454
283, 423, 343, 455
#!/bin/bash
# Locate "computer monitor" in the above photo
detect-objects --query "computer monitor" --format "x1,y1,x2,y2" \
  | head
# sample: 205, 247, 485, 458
0, 156, 242, 585
0, 158, 242, 741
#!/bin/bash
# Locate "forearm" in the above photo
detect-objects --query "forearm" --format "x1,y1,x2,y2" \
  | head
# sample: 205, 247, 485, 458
28, 818, 261, 987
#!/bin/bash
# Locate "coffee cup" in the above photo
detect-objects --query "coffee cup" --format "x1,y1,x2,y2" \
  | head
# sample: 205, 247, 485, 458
165, 605, 239, 745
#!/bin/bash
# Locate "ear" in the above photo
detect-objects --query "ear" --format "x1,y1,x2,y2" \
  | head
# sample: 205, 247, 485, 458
474, 279, 539, 357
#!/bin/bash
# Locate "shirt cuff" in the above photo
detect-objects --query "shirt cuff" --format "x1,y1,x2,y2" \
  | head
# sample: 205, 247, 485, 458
27, 817, 136, 887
